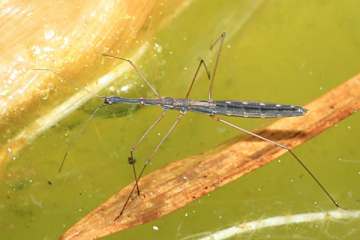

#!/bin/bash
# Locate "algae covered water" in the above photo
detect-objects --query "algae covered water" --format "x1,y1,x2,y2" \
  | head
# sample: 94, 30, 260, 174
1, 1, 360, 239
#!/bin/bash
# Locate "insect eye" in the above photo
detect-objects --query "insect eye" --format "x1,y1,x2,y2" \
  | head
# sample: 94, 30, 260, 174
104, 97, 112, 105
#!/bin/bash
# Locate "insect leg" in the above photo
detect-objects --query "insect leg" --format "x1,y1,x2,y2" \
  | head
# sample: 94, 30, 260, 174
102, 54, 161, 98
129, 110, 167, 195
57, 105, 104, 172
208, 32, 226, 102
210, 115, 340, 209
115, 112, 185, 220
31, 68, 106, 172
184, 58, 211, 99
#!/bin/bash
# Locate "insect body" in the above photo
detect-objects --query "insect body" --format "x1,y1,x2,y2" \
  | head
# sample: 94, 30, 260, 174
33, 32, 339, 222
100, 32, 339, 219
104, 96, 307, 118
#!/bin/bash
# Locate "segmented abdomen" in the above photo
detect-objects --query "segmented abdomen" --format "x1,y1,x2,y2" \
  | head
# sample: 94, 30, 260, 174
189, 100, 307, 118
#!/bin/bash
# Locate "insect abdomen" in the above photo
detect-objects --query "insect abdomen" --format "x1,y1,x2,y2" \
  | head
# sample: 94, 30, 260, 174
213, 101, 307, 118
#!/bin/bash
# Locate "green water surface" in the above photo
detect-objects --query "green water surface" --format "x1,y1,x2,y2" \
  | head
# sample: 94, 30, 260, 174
1, 0, 360, 239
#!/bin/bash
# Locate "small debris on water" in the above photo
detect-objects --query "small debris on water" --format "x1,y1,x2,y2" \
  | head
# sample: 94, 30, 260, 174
44, 29, 55, 40
153, 43, 162, 53
120, 84, 130, 93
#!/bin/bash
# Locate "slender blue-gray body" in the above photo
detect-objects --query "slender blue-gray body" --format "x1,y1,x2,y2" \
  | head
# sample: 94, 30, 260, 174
104, 96, 307, 118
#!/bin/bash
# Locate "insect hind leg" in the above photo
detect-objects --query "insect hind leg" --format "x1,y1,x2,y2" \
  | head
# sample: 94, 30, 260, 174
210, 115, 341, 209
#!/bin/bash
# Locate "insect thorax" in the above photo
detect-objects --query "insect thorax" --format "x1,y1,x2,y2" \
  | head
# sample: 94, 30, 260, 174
160, 97, 191, 111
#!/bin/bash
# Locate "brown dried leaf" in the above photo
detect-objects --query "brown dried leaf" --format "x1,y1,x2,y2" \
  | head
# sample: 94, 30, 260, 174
61, 74, 360, 240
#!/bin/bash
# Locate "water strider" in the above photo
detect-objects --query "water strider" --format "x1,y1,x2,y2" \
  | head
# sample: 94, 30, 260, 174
33, 32, 340, 220
100, 32, 340, 220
